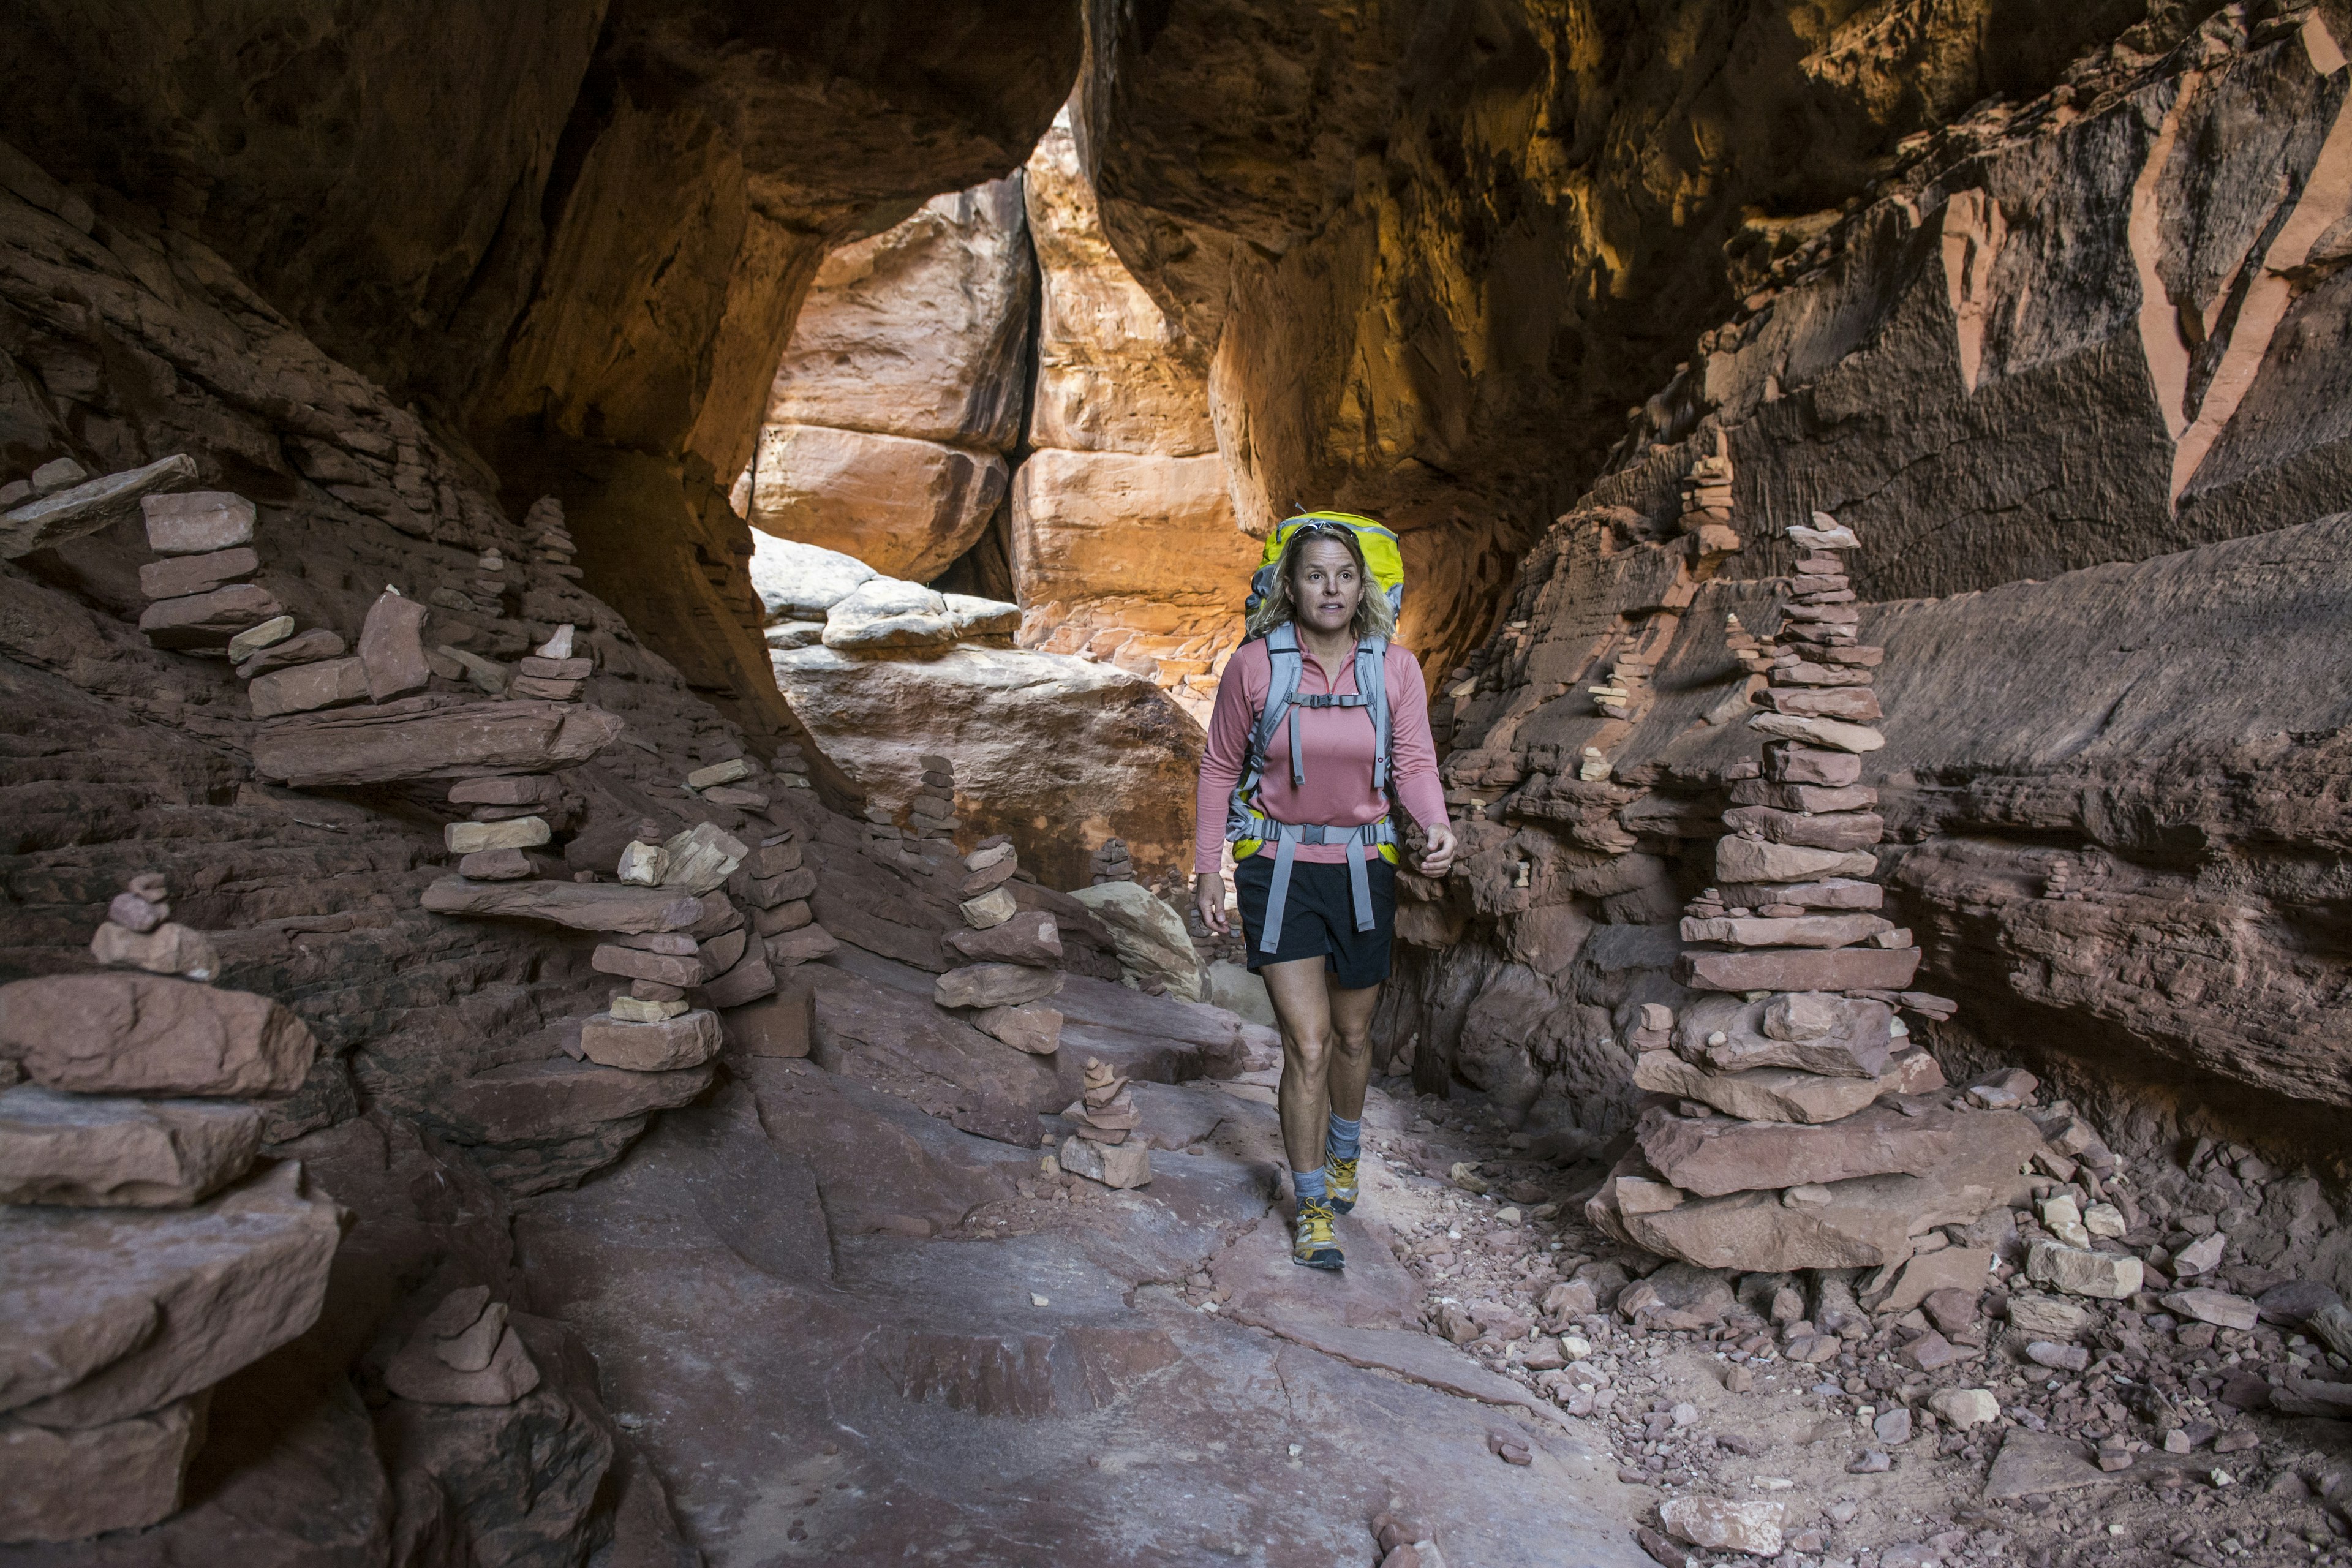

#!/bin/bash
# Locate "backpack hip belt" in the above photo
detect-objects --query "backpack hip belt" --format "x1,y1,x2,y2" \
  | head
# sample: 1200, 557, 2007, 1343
1225, 621, 1397, 956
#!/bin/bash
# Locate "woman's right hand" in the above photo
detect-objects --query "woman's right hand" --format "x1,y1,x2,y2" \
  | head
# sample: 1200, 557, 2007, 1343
1193, 871, 1229, 937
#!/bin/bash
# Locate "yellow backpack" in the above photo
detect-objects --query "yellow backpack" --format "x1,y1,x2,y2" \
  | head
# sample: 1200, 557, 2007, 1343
1245, 512, 1406, 620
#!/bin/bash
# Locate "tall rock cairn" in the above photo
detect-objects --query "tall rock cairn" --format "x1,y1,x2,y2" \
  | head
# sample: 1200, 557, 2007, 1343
0, 881, 344, 1545
1587, 515, 2038, 1292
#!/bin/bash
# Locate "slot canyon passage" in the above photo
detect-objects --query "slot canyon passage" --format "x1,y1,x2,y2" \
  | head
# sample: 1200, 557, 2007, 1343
7, 1, 2352, 1565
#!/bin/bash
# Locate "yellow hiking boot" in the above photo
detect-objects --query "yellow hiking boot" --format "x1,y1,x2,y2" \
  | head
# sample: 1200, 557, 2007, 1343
1324, 1154, 1360, 1214
1292, 1199, 1344, 1271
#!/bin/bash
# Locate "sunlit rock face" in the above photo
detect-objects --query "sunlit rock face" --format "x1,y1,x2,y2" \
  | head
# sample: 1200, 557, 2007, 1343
1371, 13, 2352, 1179
737, 178, 1031, 583
1011, 110, 1260, 723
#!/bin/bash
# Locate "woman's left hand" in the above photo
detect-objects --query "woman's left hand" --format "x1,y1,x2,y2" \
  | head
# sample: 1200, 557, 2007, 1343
1415, 820, 1458, 877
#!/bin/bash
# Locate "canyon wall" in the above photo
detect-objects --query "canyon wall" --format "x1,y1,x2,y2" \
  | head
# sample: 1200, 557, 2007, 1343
1076, 0, 2249, 681
0, 0, 1087, 735
1378, 10, 2352, 1185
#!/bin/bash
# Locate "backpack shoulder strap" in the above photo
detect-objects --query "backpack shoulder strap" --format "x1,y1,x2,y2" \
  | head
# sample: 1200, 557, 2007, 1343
1253, 621, 1304, 761
1357, 635, 1392, 792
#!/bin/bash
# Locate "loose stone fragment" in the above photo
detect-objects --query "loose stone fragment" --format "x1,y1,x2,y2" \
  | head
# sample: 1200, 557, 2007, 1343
578, 1010, 722, 1072
225, 614, 296, 661
445, 816, 549, 854
1659, 1496, 1783, 1556
2161, 1288, 2260, 1332
971, 1003, 1062, 1055
138, 545, 258, 600
2026, 1239, 2142, 1300
140, 489, 255, 554
1928, 1388, 1999, 1428
961, 886, 1019, 929
90, 921, 221, 981
1058, 1132, 1150, 1189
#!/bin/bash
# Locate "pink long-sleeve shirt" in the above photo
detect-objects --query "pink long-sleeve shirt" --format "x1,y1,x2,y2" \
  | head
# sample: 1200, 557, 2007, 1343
1195, 636, 1449, 873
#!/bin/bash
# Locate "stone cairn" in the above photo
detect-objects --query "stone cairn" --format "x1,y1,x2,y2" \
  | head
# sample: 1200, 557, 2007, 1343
936, 838, 1065, 1057
1588, 514, 2049, 1339
771, 738, 813, 793
1090, 836, 1136, 885
1058, 1057, 1152, 1191
132, 488, 313, 677
382, 1285, 541, 1406
0, 881, 344, 1545
909, 752, 959, 844
439, 622, 597, 878
522, 496, 581, 581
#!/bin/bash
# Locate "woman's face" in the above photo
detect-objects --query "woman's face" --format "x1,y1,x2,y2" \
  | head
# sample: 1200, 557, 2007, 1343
1291, 537, 1364, 635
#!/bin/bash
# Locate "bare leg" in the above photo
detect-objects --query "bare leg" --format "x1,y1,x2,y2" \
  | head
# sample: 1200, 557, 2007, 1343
1323, 975, 1381, 1123
1261, 957, 1337, 1174
1264, 960, 1384, 1171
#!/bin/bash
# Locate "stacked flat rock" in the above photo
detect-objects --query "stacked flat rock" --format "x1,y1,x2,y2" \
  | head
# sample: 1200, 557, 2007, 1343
1058, 1057, 1151, 1189
938, 840, 1065, 1055
1090, 836, 1136, 886
522, 495, 581, 580
1677, 434, 1741, 559
0, 959, 339, 1545
132, 489, 291, 658
908, 753, 959, 843
771, 739, 813, 791
728, 831, 836, 973
1587, 514, 2035, 1277
385, 1286, 542, 1405
432, 627, 600, 880
687, 752, 769, 811
89, 871, 218, 982
582, 820, 778, 1045
1, 452, 196, 561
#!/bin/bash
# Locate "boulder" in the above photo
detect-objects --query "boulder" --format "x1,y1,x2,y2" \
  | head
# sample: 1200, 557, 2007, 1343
578, 1011, 723, 1073
745, 534, 877, 620
0, 1395, 206, 1543
821, 573, 965, 652
0, 1087, 262, 1207
0, 975, 316, 1097
1634, 1045, 1943, 1124
1660, 1496, 1783, 1556
934, 963, 1064, 1010
253, 696, 622, 786
1634, 1101, 1957, 1198
1068, 881, 1202, 1001
758, 176, 1031, 448
1, 1162, 342, 1426
750, 426, 1006, 586
771, 643, 1203, 888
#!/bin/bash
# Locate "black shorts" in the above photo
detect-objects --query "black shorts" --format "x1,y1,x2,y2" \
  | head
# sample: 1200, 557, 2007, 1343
1234, 853, 1396, 989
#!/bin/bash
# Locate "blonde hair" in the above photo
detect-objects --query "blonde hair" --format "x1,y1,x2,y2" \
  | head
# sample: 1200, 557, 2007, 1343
1243, 524, 1398, 641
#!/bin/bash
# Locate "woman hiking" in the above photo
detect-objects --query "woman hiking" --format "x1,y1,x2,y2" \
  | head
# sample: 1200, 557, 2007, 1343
1193, 514, 1456, 1270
